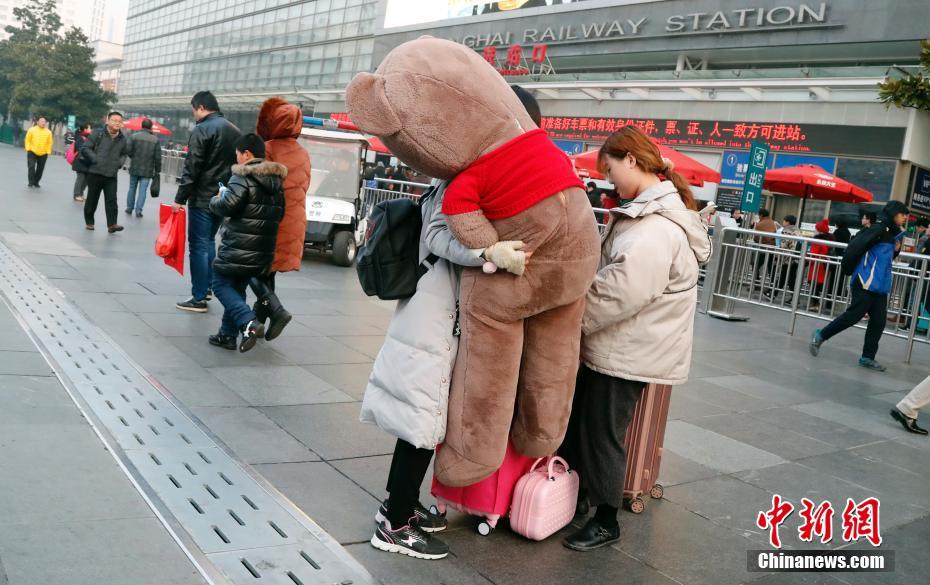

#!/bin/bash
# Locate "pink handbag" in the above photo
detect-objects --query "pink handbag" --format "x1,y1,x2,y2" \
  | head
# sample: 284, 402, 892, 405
509, 456, 580, 541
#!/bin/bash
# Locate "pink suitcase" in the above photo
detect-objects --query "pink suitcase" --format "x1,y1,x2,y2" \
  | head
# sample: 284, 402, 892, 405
623, 383, 673, 513
431, 440, 535, 535
510, 456, 580, 541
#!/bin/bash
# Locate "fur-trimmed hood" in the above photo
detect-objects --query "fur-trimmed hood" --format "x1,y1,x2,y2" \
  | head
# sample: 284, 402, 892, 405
231, 159, 289, 178
256, 97, 302, 141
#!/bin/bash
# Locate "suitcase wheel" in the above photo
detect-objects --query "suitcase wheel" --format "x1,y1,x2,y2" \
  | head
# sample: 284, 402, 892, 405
628, 497, 646, 514
477, 521, 494, 536
649, 484, 664, 500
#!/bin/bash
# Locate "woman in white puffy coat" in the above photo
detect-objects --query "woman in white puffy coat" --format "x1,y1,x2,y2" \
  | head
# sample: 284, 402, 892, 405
361, 180, 525, 559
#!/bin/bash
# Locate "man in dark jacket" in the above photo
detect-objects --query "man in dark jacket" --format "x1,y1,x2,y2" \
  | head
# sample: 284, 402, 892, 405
585, 181, 600, 208
832, 219, 852, 246
207, 133, 286, 353
125, 119, 162, 218
810, 201, 909, 371
81, 112, 131, 233
172, 91, 242, 313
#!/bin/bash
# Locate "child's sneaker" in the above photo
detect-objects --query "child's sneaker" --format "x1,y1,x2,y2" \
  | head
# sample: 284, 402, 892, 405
239, 320, 265, 353
374, 500, 447, 533
370, 519, 449, 560
208, 333, 237, 351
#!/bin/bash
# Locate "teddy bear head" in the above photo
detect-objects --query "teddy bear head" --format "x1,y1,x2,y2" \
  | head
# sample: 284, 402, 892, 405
345, 36, 537, 181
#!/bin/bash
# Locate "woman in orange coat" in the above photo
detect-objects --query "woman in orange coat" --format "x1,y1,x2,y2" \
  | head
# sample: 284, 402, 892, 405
249, 97, 312, 340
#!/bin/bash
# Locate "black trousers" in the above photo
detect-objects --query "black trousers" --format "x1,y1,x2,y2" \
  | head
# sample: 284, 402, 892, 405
84, 173, 118, 227
385, 438, 434, 527
820, 280, 888, 360
559, 365, 645, 508
27, 152, 47, 186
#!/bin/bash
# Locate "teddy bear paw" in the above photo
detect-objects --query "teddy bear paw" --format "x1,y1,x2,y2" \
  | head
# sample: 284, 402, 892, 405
511, 431, 562, 459
434, 445, 498, 487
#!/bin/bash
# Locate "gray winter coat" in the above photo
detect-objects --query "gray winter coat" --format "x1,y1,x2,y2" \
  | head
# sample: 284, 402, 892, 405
81, 128, 131, 178
360, 181, 485, 449
128, 130, 162, 178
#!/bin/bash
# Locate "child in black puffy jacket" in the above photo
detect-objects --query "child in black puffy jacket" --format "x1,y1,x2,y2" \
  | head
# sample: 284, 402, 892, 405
208, 133, 286, 353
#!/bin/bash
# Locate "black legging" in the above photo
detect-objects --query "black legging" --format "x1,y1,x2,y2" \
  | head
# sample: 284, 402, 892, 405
385, 438, 434, 527
820, 280, 888, 360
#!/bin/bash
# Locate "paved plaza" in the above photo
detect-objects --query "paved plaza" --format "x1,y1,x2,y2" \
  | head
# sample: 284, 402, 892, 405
0, 144, 927, 585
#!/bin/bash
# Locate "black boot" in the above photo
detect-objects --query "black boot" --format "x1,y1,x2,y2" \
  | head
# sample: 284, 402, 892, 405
263, 295, 292, 341
249, 276, 291, 341
252, 297, 270, 325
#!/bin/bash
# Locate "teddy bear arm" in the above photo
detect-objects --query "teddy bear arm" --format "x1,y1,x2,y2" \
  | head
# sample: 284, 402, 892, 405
446, 211, 500, 250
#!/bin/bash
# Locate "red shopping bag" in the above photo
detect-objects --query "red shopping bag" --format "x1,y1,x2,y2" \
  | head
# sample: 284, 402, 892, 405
157, 204, 186, 275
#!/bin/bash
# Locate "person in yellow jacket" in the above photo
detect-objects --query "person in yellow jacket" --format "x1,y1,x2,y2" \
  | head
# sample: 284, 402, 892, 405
25, 117, 53, 188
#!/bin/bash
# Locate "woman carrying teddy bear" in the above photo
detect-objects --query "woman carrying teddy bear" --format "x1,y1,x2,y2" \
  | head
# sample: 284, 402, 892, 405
560, 126, 712, 551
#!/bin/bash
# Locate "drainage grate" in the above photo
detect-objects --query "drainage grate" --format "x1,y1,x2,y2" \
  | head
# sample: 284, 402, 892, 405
0, 243, 371, 585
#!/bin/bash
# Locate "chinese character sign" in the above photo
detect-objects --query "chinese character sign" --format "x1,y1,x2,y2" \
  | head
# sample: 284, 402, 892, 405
741, 140, 770, 213
541, 117, 821, 152
757, 494, 795, 549
756, 496, 882, 550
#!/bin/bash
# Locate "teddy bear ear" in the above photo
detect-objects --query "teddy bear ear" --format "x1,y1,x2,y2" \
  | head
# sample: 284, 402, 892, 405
345, 72, 402, 137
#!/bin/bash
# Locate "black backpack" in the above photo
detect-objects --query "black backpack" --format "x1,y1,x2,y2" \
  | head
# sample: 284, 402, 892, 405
356, 189, 438, 300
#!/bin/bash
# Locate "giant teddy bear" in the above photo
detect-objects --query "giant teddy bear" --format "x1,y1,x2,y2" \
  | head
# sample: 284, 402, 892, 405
346, 37, 600, 486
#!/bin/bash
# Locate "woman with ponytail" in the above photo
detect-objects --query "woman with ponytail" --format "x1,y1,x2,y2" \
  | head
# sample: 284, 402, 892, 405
560, 126, 712, 551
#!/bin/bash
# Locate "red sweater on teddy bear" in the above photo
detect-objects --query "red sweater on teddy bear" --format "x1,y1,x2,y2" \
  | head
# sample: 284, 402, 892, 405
442, 129, 583, 220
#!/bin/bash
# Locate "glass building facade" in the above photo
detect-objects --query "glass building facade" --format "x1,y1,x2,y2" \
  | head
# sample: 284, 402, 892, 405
119, 0, 377, 138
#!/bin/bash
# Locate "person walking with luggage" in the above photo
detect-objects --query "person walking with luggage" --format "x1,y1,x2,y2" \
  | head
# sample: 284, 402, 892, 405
173, 91, 242, 313
71, 123, 92, 202
361, 180, 527, 560
810, 201, 909, 371
207, 134, 286, 353
125, 118, 162, 218
81, 112, 131, 233
559, 126, 711, 552
249, 97, 311, 341
24, 116, 53, 188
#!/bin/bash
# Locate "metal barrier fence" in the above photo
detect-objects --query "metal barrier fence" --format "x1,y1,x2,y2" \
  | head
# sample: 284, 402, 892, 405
701, 227, 930, 362
160, 149, 186, 181
358, 178, 427, 217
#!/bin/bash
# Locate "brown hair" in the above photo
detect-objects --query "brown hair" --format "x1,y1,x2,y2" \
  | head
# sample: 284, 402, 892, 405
597, 126, 697, 210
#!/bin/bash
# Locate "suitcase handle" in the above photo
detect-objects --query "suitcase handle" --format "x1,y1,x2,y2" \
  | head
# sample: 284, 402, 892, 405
529, 456, 571, 480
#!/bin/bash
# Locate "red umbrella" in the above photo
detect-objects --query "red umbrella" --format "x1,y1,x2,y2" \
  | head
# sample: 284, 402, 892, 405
762, 164, 872, 219
366, 135, 392, 154
570, 143, 720, 186
122, 116, 173, 136
763, 164, 872, 203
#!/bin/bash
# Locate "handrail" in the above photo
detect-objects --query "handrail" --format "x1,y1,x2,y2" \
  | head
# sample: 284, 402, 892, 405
702, 226, 930, 362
